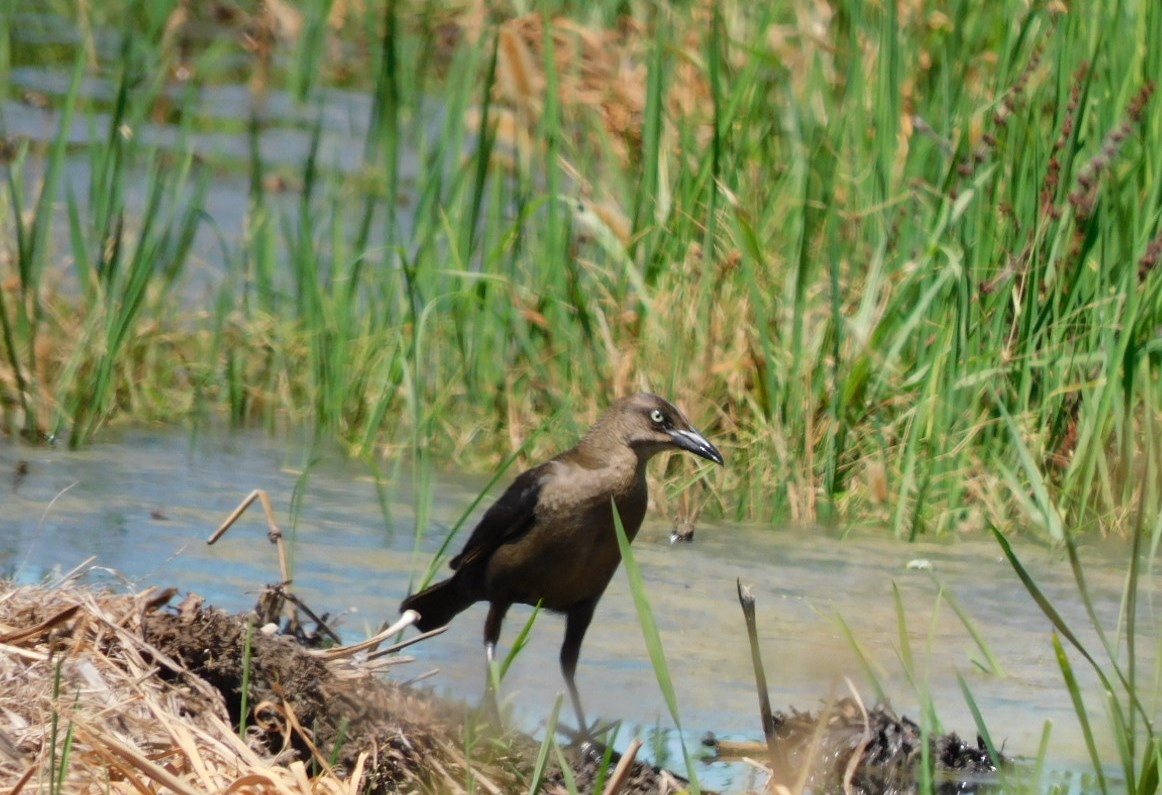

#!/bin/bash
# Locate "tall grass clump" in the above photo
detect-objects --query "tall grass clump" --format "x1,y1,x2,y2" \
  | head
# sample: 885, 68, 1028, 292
2, 13, 210, 446
0, 0, 1160, 536
986, 400, 1162, 794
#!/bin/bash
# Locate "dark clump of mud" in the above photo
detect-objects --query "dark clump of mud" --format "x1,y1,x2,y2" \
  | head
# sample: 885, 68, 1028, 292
140, 590, 690, 794
752, 698, 998, 795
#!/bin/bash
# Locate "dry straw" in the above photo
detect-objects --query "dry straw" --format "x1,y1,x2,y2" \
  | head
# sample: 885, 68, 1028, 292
0, 581, 368, 794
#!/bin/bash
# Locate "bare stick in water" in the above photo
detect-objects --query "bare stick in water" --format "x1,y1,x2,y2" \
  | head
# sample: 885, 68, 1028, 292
737, 579, 788, 783
208, 489, 290, 585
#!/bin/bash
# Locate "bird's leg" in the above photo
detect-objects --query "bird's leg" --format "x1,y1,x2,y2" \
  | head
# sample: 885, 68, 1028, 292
480, 602, 509, 726
561, 599, 599, 740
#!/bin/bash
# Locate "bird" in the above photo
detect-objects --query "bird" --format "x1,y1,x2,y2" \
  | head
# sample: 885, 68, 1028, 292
400, 392, 724, 735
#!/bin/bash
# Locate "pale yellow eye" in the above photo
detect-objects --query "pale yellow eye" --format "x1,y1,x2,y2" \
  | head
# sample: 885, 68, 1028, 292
649, 409, 664, 424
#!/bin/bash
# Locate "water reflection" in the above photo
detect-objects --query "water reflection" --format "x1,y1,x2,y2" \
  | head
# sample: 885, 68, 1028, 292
0, 426, 1137, 792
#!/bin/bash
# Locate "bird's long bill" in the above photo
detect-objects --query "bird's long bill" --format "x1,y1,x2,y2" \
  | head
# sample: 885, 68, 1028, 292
669, 427, 724, 465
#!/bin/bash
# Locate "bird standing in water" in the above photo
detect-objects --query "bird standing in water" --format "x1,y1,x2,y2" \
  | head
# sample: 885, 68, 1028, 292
400, 392, 724, 735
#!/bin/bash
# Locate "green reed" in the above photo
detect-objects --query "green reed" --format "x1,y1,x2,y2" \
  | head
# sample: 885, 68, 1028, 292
1, 0, 1160, 540
612, 502, 701, 793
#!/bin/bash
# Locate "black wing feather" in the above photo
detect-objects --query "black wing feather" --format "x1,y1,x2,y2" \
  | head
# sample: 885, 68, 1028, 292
450, 463, 549, 570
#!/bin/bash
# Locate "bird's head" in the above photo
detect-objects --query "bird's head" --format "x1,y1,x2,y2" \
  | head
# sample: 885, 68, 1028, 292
589, 392, 724, 466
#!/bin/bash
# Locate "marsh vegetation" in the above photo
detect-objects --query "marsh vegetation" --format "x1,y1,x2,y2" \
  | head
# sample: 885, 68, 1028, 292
3, 1, 1162, 792
2, 0, 1158, 536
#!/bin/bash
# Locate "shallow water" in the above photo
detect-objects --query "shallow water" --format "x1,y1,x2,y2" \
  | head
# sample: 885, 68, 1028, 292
0, 426, 1144, 792
2, 8, 445, 308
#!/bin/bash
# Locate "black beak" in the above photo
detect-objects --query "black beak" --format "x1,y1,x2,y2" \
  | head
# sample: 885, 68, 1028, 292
668, 427, 724, 466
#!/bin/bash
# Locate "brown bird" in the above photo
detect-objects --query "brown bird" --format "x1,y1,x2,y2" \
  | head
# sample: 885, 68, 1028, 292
400, 392, 723, 734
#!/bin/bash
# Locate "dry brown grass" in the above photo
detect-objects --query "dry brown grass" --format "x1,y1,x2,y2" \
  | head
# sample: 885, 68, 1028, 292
0, 581, 370, 794
0, 577, 701, 795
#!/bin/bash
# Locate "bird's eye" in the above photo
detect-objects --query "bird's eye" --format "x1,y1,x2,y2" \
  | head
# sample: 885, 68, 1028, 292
649, 409, 665, 425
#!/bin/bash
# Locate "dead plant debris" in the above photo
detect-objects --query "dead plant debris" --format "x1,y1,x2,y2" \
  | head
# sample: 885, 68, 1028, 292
0, 578, 1000, 794
0, 581, 692, 794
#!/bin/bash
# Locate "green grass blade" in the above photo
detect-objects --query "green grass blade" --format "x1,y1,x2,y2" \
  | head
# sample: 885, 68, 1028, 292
239, 614, 254, 738
892, 582, 916, 682
993, 389, 1064, 541
499, 603, 540, 681
939, 582, 1006, 676
611, 500, 699, 793
991, 527, 1104, 675
526, 693, 562, 795
1052, 631, 1108, 793
833, 610, 887, 704
551, 736, 581, 795
955, 671, 1005, 776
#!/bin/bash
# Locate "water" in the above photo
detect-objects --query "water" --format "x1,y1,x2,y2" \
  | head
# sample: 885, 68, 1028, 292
0, 425, 1139, 792
1, 9, 447, 308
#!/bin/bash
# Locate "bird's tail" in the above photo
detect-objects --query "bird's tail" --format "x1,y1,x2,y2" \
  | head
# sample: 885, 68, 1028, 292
400, 576, 473, 632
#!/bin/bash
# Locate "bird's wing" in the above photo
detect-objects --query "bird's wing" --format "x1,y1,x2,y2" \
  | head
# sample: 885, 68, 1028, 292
449, 463, 551, 570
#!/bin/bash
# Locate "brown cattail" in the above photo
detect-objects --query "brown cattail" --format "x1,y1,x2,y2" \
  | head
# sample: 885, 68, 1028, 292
1040, 63, 1087, 219
956, 39, 1047, 180
1138, 230, 1162, 282
1069, 81, 1155, 224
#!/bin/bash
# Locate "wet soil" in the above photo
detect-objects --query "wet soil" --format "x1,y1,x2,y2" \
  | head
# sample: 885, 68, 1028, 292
139, 590, 697, 794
